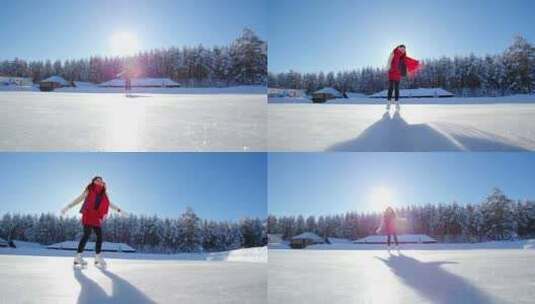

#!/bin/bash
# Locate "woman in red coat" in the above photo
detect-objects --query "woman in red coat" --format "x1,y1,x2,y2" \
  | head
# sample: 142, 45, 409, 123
61, 176, 124, 267
377, 206, 399, 248
387, 45, 420, 110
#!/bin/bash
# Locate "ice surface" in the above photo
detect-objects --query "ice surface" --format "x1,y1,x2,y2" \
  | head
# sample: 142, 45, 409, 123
48, 241, 136, 252
370, 88, 454, 98
354, 234, 437, 244
99, 78, 180, 87
0, 247, 267, 303
269, 94, 535, 104
0, 246, 267, 263
268, 103, 535, 151
268, 249, 535, 304
0, 91, 266, 151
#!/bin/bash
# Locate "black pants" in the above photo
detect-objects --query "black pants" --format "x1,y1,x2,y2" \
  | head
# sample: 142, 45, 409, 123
77, 225, 102, 254
387, 80, 400, 101
387, 233, 399, 246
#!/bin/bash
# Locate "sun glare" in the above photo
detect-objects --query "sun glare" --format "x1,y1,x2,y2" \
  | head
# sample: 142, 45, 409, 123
369, 186, 394, 212
110, 32, 140, 57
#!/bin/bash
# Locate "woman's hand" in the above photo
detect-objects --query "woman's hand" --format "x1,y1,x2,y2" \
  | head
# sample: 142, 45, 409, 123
117, 209, 128, 217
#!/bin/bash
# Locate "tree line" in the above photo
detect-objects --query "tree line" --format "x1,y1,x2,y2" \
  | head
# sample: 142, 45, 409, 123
0, 28, 267, 87
269, 36, 535, 96
268, 189, 535, 243
0, 207, 266, 253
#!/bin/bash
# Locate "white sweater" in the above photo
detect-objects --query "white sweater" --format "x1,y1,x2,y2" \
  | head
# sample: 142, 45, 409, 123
62, 190, 122, 214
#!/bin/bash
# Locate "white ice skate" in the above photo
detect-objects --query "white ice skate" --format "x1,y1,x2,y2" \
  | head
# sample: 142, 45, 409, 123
395, 102, 400, 111
74, 253, 87, 267
94, 253, 107, 268
386, 102, 391, 111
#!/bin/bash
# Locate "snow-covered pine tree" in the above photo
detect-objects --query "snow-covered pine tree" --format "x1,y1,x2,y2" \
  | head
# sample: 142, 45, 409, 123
503, 35, 534, 94
176, 207, 203, 253
480, 188, 516, 240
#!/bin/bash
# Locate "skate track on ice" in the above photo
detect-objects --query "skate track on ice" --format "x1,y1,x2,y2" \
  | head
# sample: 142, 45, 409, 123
268, 249, 535, 304
0, 254, 266, 304
0, 91, 266, 151
268, 104, 535, 151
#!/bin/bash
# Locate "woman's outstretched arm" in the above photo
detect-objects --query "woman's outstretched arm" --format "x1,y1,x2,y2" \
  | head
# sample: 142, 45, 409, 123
61, 190, 88, 215
109, 201, 125, 215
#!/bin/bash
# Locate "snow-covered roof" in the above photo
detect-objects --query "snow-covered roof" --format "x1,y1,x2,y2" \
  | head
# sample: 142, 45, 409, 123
268, 88, 306, 98
346, 92, 368, 98
99, 78, 180, 87
313, 87, 342, 97
12, 240, 43, 249
41, 76, 70, 86
47, 241, 136, 252
371, 88, 454, 98
327, 237, 353, 244
268, 234, 283, 244
354, 234, 437, 244
73, 81, 97, 87
292, 232, 324, 242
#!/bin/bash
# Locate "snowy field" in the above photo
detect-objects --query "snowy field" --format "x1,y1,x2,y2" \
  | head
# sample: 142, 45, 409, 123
268, 248, 535, 304
268, 101, 535, 151
0, 88, 266, 151
0, 247, 266, 304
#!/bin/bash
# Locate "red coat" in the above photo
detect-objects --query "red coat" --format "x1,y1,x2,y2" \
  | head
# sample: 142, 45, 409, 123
80, 185, 110, 227
388, 49, 420, 81
384, 212, 397, 234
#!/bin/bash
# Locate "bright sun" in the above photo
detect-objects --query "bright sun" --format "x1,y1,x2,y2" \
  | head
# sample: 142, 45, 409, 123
369, 186, 394, 211
110, 32, 140, 56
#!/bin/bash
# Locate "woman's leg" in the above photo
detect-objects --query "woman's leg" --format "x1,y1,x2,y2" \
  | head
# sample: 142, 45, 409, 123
394, 81, 400, 102
94, 227, 103, 254
387, 234, 391, 247
387, 80, 394, 101
77, 225, 92, 253
393, 233, 399, 246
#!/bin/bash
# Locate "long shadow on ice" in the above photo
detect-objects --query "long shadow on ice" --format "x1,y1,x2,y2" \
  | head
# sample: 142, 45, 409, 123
328, 111, 526, 151
100, 268, 157, 303
74, 267, 156, 304
74, 268, 110, 304
376, 253, 498, 304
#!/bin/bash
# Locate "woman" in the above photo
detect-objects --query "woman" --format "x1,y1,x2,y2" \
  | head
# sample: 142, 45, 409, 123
377, 206, 399, 249
61, 176, 124, 267
386, 45, 420, 110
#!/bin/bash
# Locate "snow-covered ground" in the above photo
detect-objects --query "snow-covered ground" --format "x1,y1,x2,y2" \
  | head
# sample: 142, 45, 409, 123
268, 94, 535, 104
0, 84, 266, 95
269, 248, 535, 304
268, 103, 535, 151
0, 90, 266, 151
0, 247, 266, 304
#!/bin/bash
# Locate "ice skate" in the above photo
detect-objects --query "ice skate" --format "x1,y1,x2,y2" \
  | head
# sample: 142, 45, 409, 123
395, 102, 400, 111
73, 253, 87, 267
94, 253, 107, 268
386, 102, 391, 111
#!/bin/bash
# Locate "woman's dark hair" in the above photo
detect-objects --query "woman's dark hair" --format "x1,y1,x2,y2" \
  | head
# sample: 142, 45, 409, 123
86, 176, 106, 194
397, 44, 406, 49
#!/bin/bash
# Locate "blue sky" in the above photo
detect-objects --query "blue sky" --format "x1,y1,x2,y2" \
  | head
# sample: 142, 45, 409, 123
268, 153, 535, 216
0, 153, 266, 221
268, 0, 535, 73
0, 0, 266, 61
